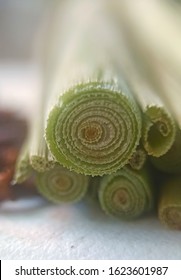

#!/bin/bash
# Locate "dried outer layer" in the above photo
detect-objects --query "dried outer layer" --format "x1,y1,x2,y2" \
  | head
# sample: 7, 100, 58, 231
151, 128, 181, 174
158, 176, 181, 230
36, 164, 89, 203
98, 167, 154, 220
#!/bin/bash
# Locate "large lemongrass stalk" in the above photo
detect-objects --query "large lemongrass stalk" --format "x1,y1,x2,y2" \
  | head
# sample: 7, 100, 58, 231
158, 176, 181, 230
36, 164, 89, 203
44, 0, 142, 176
98, 167, 154, 220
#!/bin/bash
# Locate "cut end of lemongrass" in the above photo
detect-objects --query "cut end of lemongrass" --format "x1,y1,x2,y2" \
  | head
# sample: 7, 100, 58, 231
142, 106, 176, 157
46, 81, 142, 176
151, 128, 181, 174
98, 167, 154, 220
159, 206, 181, 230
36, 164, 89, 203
30, 155, 55, 173
128, 146, 147, 170
13, 154, 32, 184
158, 177, 181, 230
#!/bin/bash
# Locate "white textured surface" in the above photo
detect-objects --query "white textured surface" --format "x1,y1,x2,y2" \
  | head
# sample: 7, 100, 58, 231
0, 63, 181, 260
1, 198, 181, 260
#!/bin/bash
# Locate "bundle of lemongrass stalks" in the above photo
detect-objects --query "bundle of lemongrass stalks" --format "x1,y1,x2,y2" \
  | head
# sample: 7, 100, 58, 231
13, 0, 181, 230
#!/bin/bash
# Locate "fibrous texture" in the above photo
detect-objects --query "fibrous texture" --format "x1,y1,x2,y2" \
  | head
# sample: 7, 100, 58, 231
158, 177, 181, 230
128, 146, 147, 170
151, 128, 181, 174
142, 105, 175, 157
13, 142, 32, 184
98, 167, 154, 219
36, 164, 89, 203
44, 0, 142, 176
46, 82, 141, 176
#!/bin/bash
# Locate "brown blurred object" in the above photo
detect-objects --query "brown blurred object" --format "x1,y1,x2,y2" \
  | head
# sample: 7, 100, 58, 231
0, 111, 27, 147
0, 110, 36, 201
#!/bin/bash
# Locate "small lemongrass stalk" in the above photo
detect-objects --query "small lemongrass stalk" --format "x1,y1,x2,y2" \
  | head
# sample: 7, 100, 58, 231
128, 145, 147, 170
36, 164, 89, 203
102, 7, 176, 158
158, 176, 181, 230
13, 142, 32, 184
151, 128, 181, 174
44, 0, 142, 176
119, 58, 176, 158
135, 43, 181, 173
98, 166, 154, 220
29, 116, 55, 173
128, 77, 176, 158
86, 176, 101, 202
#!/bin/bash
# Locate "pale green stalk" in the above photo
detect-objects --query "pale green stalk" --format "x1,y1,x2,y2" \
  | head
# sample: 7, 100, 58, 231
123, 67, 176, 157
98, 167, 154, 220
110, 0, 181, 81
44, 0, 142, 176
29, 113, 55, 173
13, 142, 32, 184
36, 164, 89, 203
158, 176, 181, 230
102, 3, 177, 158
128, 146, 147, 170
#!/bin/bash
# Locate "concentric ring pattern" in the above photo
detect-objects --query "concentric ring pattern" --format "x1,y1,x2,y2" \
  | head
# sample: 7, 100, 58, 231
46, 82, 142, 176
98, 167, 153, 219
36, 164, 89, 203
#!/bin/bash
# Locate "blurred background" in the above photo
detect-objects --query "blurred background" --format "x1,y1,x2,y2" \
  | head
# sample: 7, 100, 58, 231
0, 0, 49, 62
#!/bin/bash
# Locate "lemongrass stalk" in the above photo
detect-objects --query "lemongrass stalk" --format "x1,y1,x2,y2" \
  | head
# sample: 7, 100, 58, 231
13, 142, 32, 184
44, 0, 142, 176
149, 75, 181, 178
101, 5, 177, 158
151, 128, 181, 174
120, 56, 176, 158
158, 176, 181, 230
98, 167, 154, 220
36, 164, 89, 203
128, 146, 147, 170
86, 176, 101, 202
128, 34, 181, 172
129, 78, 176, 157
29, 115, 55, 173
